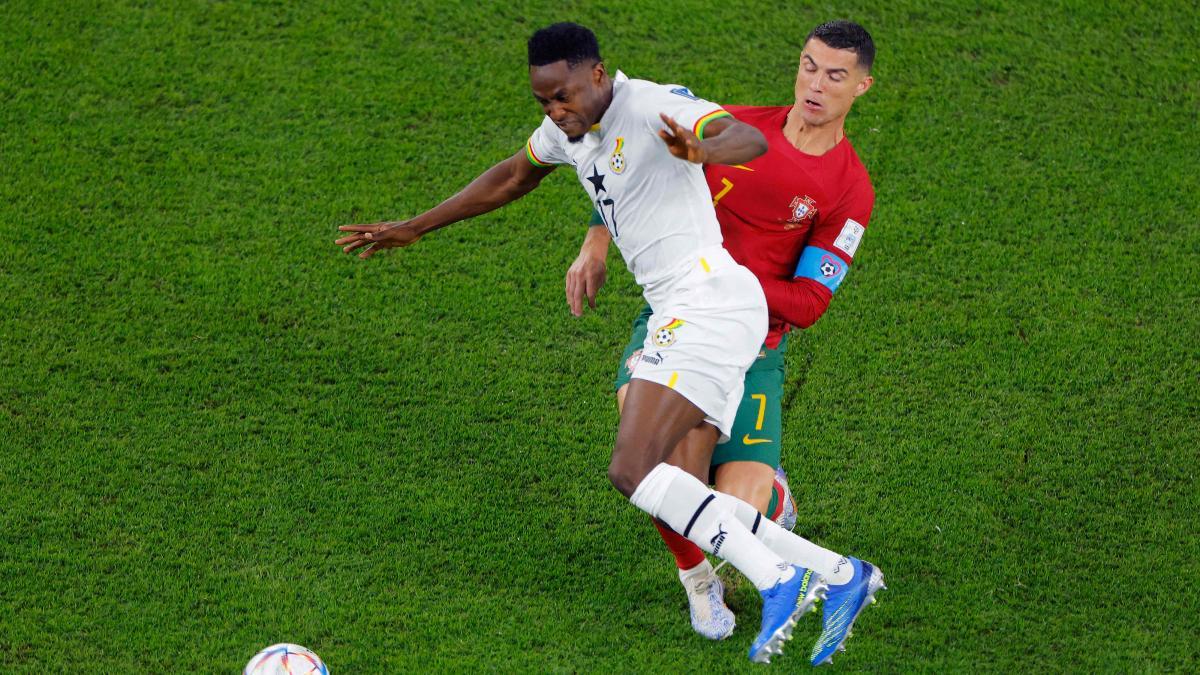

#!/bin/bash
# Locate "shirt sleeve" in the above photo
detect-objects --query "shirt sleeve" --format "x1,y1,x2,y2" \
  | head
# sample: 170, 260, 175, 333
759, 277, 832, 330
764, 176, 875, 329
646, 84, 732, 140
525, 116, 571, 167
805, 177, 875, 266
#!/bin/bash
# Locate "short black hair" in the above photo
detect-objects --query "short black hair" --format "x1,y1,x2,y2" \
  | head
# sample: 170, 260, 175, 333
527, 22, 601, 68
806, 20, 875, 71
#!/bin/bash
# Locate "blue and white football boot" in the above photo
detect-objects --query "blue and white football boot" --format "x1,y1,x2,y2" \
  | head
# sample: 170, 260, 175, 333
679, 560, 736, 640
810, 557, 886, 666
748, 565, 828, 663
772, 466, 798, 531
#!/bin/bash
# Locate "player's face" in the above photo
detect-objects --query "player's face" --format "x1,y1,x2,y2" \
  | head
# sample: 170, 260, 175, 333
530, 60, 608, 143
793, 38, 874, 126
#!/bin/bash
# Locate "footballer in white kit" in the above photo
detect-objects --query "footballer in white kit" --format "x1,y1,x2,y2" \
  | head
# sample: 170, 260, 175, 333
526, 71, 767, 440
336, 22, 835, 663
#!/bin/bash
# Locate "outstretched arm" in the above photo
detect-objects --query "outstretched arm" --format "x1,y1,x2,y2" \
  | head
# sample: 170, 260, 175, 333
336, 149, 555, 259
658, 114, 767, 166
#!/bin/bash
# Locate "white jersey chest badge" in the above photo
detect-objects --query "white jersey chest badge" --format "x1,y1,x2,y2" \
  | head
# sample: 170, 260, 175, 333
608, 137, 627, 174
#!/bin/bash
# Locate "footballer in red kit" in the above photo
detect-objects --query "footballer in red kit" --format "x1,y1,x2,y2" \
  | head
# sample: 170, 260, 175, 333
565, 20, 884, 665
707, 104, 874, 348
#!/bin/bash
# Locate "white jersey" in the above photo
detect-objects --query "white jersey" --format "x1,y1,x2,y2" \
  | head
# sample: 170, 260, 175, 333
526, 71, 732, 302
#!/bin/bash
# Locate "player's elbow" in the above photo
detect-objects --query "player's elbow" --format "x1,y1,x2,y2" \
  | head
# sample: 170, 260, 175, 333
709, 119, 767, 164
790, 291, 832, 329
764, 276, 832, 330
792, 312, 821, 330
726, 122, 767, 161
746, 127, 768, 158
502, 169, 539, 196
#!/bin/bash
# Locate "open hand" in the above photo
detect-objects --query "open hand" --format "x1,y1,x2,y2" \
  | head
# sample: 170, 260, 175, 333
565, 249, 607, 317
657, 113, 706, 163
335, 221, 423, 259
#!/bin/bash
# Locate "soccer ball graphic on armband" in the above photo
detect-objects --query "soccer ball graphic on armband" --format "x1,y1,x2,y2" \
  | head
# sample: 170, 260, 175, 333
244, 643, 328, 675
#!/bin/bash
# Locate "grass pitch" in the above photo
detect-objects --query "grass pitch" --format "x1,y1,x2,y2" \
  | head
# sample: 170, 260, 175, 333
2, 0, 1197, 671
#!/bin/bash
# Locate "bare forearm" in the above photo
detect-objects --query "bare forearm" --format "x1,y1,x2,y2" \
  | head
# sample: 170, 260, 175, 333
567, 220, 611, 316
410, 157, 545, 235
580, 223, 612, 260
700, 123, 767, 165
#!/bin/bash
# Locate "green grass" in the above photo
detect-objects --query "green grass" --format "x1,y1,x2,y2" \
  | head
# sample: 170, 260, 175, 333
2, 0, 1197, 671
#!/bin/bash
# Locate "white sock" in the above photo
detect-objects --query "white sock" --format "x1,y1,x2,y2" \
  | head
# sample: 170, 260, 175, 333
679, 557, 714, 581
714, 493, 854, 585
631, 464, 793, 591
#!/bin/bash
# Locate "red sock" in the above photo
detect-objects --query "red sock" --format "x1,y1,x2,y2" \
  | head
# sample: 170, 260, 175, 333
653, 518, 707, 570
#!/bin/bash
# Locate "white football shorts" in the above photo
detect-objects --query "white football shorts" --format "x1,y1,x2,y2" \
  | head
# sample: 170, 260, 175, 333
631, 245, 768, 442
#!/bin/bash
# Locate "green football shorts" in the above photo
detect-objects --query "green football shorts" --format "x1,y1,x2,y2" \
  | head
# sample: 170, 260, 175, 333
614, 304, 786, 469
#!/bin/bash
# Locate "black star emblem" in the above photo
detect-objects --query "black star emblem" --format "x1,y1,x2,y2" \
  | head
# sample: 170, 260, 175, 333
586, 164, 607, 194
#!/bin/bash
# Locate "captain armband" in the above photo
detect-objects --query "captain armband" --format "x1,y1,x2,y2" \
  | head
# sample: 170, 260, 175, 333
588, 208, 605, 227
794, 246, 849, 293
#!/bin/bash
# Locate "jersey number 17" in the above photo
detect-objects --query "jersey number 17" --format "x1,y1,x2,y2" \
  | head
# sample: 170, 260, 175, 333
595, 196, 618, 239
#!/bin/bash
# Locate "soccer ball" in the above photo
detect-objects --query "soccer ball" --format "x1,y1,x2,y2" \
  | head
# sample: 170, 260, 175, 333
244, 643, 328, 675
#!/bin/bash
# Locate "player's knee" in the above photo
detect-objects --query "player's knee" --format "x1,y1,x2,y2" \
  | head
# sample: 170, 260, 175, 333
606, 458, 640, 497
608, 439, 657, 497
719, 481, 754, 504
714, 462, 775, 514
718, 474, 763, 503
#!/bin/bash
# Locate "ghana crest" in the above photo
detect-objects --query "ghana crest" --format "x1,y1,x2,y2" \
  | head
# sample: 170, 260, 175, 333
654, 318, 684, 347
609, 137, 627, 174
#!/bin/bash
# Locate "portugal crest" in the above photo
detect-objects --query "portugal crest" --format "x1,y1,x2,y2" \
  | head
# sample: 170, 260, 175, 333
608, 137, 627, 174
787, 195, 818, 228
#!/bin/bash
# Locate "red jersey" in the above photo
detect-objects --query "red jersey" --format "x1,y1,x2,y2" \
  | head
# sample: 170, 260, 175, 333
705, 105, 874, 348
